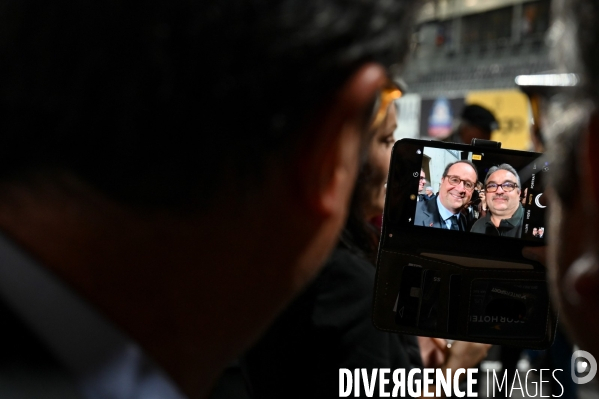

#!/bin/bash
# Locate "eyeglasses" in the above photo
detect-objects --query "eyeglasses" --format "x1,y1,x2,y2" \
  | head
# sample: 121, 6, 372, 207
370, 79, 402, 129
445, 175, 475, 191
486, 182, 518, 192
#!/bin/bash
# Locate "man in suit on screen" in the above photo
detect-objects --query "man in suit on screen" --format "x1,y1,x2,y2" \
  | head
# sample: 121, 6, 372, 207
414, 160, 478, 231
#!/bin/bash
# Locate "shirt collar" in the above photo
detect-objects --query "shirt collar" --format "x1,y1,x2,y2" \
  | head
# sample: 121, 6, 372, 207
500, 204, 524, 227
0, 233, 186, 399
436, 195, 460, 221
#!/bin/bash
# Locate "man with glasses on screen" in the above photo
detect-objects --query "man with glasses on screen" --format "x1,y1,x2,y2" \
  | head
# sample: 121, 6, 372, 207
471, 164, 524, 238
414, 160, 478, 231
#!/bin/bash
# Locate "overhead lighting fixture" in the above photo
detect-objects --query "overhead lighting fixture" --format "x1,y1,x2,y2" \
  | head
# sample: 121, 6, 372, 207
515, 73, 579, 87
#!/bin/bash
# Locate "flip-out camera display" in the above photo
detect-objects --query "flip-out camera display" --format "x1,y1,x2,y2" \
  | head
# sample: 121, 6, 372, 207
393, 144, 547, 242
373, 139, 556, 348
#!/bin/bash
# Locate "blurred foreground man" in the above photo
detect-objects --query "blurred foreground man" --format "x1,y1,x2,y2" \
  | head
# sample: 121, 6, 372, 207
547, 0, 599, 364
0, 1, 419, 398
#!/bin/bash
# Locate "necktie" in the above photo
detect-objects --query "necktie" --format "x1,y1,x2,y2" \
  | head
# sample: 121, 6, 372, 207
449, 215, 460, 231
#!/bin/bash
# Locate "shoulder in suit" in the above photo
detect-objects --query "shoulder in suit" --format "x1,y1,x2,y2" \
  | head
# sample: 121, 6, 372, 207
414, 197, 444, 228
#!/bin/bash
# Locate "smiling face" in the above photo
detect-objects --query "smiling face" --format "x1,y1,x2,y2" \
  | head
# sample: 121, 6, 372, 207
438, 162, 477, 214
419, 169, 426, 193
485, 169, 521, 219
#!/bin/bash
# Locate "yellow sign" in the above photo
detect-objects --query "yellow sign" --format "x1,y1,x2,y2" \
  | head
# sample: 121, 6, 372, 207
466, 90, 531, 150
472, 154, 482, 160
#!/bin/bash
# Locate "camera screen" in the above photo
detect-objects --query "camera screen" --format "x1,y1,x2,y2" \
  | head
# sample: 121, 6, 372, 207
412, 145, 546, 241
384, 140, 548, 244
377, 140, 555, 347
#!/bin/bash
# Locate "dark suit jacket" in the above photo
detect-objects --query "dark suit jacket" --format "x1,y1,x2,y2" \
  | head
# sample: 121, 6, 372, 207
414, 196, 467, 230
414, 196, 445, 228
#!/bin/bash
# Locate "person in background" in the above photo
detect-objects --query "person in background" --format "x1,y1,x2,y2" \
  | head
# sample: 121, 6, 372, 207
417, 169, 427, 201
473, 182, 488, 220
461, 181, 485, 230
0, 0, 422, 397
444, 104, 500, 144
425, 186, 434, 200
243, 100, 490, 398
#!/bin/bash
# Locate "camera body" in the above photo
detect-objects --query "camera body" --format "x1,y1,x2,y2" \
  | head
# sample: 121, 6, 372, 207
372, 139, 556, 349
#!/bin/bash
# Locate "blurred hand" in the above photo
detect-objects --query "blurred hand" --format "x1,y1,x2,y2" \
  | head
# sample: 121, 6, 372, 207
419, 337, 449, 368
444, 341, 491, 371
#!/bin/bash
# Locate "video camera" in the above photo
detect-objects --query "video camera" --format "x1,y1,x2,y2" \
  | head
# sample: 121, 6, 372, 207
372, 139, 556, 349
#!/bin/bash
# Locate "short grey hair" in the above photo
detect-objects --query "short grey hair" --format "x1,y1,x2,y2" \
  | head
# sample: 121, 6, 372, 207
484, 164, 521, 190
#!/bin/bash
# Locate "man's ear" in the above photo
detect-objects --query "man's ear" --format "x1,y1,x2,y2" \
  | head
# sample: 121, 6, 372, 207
296, 63, 387, 217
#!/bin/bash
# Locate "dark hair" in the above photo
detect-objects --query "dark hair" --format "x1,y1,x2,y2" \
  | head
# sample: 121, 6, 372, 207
0, 0, 420, 208
484, 164, 521, 189
549, 0, 596, 207
461, 104, 499, 133
441, 160, 478, 180
553, 0, 599, 106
